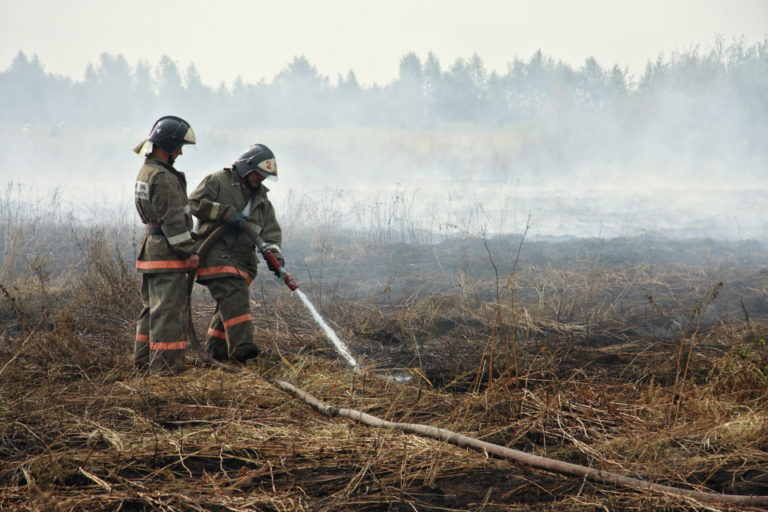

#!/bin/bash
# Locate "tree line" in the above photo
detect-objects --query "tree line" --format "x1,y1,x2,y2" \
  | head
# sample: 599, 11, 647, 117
1, 38, 767, 165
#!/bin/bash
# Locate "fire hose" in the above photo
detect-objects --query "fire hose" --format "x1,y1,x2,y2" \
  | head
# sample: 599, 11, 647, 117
185, 224, 231, 370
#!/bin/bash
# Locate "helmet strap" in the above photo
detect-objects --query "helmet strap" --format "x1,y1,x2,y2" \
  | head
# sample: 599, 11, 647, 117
166, 146, 181, 165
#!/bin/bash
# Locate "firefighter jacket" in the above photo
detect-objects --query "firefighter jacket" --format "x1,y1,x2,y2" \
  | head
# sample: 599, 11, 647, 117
134, 155, 196, 273
189, 167, 282, 282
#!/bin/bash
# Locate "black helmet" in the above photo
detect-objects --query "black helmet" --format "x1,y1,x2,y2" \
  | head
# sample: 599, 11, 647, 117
133, 115, 196, 157
232, 144, 278, 181
147, 116, 196, 154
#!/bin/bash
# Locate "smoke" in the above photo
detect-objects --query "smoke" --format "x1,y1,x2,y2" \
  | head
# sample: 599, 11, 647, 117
1, 42, 766, 240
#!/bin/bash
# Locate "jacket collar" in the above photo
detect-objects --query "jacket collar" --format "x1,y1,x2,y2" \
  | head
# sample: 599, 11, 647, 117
146, 154, 186, 184
147, 154, 178, 171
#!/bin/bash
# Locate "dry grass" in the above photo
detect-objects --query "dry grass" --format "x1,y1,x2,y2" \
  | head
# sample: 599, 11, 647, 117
2, 218, 768, 511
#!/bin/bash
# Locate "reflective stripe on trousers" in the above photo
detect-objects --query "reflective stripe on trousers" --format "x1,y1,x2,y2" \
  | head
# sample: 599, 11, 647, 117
223, 313, 252, 328
136, 334, 188, 351
136, 259, 188, 271
150, 341, 189, 351
207, 328, 226, 339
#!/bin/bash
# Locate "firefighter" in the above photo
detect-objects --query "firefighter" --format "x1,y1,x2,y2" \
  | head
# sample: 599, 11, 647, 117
189, 144, 283, 363
133, 115, 199, 374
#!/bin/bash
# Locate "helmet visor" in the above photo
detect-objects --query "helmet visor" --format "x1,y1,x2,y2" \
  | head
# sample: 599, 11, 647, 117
132, 139, 153, 156
183, 126, 196, 145
256, 169, 277, 181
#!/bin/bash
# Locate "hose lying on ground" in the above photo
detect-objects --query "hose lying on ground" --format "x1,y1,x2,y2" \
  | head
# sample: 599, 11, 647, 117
270, 377, 768, 507
186, 226, 768, 506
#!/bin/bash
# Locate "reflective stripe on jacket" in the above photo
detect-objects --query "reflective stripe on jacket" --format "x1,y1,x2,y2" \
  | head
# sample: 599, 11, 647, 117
195, 264, 254, 283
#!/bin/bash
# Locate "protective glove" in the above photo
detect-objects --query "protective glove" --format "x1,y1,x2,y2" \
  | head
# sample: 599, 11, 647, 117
227, 212, 247, 231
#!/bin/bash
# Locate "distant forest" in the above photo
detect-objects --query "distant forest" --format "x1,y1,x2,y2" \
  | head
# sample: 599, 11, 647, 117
1, 38, 767, 177
1, 38, 766, 130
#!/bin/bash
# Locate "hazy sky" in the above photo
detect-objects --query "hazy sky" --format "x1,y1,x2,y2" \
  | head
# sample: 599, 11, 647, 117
1, 0, 766, 87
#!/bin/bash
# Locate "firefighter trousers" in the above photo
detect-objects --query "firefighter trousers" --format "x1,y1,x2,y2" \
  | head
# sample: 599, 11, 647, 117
201, 276, 258, 362
135, 271, 189, 374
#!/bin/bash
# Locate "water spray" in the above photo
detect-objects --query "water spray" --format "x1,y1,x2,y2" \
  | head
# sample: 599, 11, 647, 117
294, 289, 358, 368
248, 227, 358, 369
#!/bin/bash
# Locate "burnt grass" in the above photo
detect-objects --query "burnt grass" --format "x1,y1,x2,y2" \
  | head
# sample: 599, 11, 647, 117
2, 231, 768, 511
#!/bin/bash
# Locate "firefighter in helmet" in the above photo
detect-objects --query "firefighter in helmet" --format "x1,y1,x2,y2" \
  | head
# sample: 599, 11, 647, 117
133, 115, 199, 374
189, 143, 284, 363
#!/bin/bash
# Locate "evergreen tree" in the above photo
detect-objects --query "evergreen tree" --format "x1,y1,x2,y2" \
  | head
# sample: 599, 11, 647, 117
271, 56, 331, 127
156, 55, 184, 112
388, 52, 425, 127
0, 51, 52, 123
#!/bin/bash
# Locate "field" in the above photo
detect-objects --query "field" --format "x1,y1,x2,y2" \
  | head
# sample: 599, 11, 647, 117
1, 213, 768, 511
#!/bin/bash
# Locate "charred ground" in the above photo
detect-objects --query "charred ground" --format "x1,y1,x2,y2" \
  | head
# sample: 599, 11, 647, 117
1, 225, 768, 511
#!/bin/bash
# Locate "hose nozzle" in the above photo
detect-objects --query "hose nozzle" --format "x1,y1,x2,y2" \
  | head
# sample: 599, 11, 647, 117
254, 236, 299, 291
